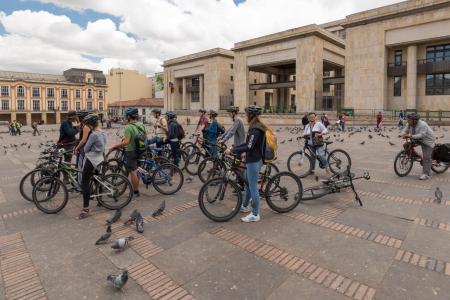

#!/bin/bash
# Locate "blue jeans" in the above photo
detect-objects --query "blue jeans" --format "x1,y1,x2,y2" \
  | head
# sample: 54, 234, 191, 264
242, 160, 263, 216
147, 136, 164, 147
308, 145, 328, 170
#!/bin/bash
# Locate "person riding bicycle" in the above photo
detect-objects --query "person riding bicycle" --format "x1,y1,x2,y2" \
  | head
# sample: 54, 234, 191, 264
401, 113, 435, 180
165, 111, 181, 166
218, 106, 245, 147
195, 108, 209, 137
147, 108, 167, 147
109, 107, 146, 197
303, 112, 330, 175
78, 114, 107, 219
225, 105, 266, 223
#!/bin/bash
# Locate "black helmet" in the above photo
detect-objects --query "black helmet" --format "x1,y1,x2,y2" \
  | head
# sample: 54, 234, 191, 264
67, 110, 77, 118
407, 112, 420, 120
198, 108, 206, 113
166, 111, 176, 119
227, 106, 239, 113
83, 114, 99, 126
76, 110, 89, 119
124, 107, 139, 117
209, 110, 218, 117
244, 105, 262, 116
151, 108, 161, 114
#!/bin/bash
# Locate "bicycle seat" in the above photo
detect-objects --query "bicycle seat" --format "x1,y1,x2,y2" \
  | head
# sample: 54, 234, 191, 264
324, 141, 333, 145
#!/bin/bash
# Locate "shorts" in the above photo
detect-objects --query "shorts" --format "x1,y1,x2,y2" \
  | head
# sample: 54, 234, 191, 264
124, 151, 138, 171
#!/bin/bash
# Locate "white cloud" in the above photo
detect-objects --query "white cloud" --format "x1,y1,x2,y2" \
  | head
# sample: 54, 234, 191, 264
0, 0, 403, 75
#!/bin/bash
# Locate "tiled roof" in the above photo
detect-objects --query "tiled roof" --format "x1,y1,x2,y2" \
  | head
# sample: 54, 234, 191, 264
108, 98, 164, 108
0, 70, 69, 83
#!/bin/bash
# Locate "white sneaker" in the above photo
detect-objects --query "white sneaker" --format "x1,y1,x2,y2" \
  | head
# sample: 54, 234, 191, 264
239, 206, 251, 213
241, 213, 260, 222
419, 174, 431, 180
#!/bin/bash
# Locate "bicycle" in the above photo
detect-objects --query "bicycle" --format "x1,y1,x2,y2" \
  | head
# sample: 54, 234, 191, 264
32, 151, 133, 214
301, 166, 370, 206
394, 138, 450, 177
198, 155, 303, 222
287, 137, 351, 178
184, 135, 215, 176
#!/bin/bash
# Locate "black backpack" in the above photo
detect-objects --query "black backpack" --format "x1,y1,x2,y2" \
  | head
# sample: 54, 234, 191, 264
433, 143, 450, 163
130, 123, 147, 156
176, 122, 185, 140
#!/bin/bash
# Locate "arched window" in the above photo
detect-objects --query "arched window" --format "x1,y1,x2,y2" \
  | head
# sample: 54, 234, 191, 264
87, 89, 93, 99
17, 86, 25, 97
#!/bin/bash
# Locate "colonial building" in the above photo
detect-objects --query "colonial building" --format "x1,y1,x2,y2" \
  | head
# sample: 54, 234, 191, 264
108, 98, 163, 123
0, 68, 107, 125
164, 0, 450, 113
106, 68, 153, 104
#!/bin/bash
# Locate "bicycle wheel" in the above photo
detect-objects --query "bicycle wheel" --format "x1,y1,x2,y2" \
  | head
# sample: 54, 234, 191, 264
20, 167, 57, 202
106, 148, 122, 160
152, 163, 184, 195
394, 151, 413, 177
198, 177, 242, 222
96, 173, 133, 210
104, 158, 128, 175
287, 151, 312, 178
301, 185, 331, 201
431, 161, 450, 174
327, 149, 351, 174
265, 172, 303, 213
259, 162, 280, 192
198, 158, 226, 183
32, 177, 68, 214
185, 151, 206, 175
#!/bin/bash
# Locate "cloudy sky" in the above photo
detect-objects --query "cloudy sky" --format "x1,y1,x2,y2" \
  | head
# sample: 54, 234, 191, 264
0, 0, 402, 76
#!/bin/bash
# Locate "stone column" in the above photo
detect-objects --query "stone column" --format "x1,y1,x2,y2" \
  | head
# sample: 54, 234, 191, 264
56, 112, 61, 124
26, 113, 32, 126
41, 112, 47, 124
406, 45, 417, 109
199, 75, 204, 108
182, 78, 187, 110
11, 112, 17, 123
234, 54, 249, 110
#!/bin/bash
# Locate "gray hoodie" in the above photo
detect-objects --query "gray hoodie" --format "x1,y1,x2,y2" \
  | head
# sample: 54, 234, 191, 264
220, 116, 245, 146
401, 120, 435, 148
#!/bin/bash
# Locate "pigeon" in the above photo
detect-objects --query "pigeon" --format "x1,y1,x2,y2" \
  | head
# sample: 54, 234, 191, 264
368, 135, 373, 139
111, 236, 134, 251
280, 140, 285, 144
435, 187, 443, 204
124, 209, 139, 225
95, 225, 112, 245
288, 138, 292, 142
135, 213, 144, 233
107, 270, 128, 289
106, 209, 122, 225
315, 175, 319, 182
152, 200, 166, 217
360, 141, 365, 145
388, 141, 395, 146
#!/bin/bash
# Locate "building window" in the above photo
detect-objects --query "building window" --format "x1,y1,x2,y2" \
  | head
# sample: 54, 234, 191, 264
32, 87, 40, 97
267, 74, 272, 83
76, 102, 81, 110
393, 77, 402, 96
87, 89, 93, 99
142, 108, 145, 115
75, 89, 81, 99
99, 102, 104, 111
230, 89, 234, 95
191, 92, 199, 102
17, 86, 25, 97
230, 76, 234, 81
1, 100, 9, 110
47, 88, 55, 98
87, 101, 93, 111
32, 100, 40, 111
426, 73, 450, 95
98, 90, 104, 99
230, 64, 233, 69
88, 78, 92, 83
47, 100, 55, 111
191, 78, 199, 86
426, 44, 450, 63
394, 50, 402, 66
17, 99, 25, 111
61, 88, 68, 98
1, 86, 9, 97
254, 91, 257, 96
61, 100, 68, 111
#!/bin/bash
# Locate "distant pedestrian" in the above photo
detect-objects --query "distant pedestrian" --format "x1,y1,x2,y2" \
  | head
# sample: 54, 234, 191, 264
376, 111, 383, 129
321, 113, 329, 128
398, 110, 405, 128
32, 121, 40, 136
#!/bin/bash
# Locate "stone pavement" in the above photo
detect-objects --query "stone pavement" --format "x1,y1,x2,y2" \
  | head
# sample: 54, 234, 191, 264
0, 123, 450, 299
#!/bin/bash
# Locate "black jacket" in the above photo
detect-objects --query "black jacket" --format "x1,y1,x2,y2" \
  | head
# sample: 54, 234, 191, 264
167, 119, 178, 141
232, 125, 265, 163
59, 120, 79, 143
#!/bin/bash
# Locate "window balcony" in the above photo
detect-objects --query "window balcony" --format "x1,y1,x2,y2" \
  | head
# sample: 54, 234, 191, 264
387, 61, 407, 77
417, 59, 450, 75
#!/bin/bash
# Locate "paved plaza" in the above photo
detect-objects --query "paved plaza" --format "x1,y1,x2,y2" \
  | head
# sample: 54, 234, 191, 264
0, 123, 450, 300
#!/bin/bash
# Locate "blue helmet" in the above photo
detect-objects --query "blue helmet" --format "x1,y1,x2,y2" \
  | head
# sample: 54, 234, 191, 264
166, 111, 176, 119
124, 107, 138, 117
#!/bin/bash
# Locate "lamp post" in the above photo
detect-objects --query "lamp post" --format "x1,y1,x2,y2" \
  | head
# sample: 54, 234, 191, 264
115, 71, 124, 118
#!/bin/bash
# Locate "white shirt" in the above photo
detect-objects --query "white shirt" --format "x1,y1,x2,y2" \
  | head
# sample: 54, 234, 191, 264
304, 122, 328, 145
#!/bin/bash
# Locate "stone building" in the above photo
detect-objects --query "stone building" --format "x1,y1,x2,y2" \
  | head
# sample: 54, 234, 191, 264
164, 0, 450, 113
106, 68, 152, 104
0, 68, 107, 125
108, 98, 163, 124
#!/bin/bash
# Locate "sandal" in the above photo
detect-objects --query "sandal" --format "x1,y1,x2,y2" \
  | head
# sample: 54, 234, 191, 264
78, 208, 90, 220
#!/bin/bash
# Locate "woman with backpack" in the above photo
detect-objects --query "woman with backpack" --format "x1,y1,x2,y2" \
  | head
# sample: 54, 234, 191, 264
205, 110, 223, 157
165, 111, 182, 166
225, 105, 266, 223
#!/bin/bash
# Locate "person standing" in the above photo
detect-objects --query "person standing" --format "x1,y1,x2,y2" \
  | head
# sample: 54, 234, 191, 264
14, 121, 22, 135
165, 111, 181, 166
225, 105, 266, 223
376, 111, 383, 129
195, 108, 209, 137
109, 107, 146, 197
205, 110, 221, 157
218, 106, 245, 147
303, 112, 330, 175
32, 121, 40, 136
74, 110, 90, 184
402, 113, 435, 180
321, 113, 330, 128
398, 110, 405, 128
78, 114, 106, 219
148, 108, 167, 147
58, 111, 80, 164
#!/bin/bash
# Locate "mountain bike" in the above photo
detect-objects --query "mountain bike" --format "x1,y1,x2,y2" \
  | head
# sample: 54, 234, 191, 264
198, 155, 303, 222
287, 138, 351, 178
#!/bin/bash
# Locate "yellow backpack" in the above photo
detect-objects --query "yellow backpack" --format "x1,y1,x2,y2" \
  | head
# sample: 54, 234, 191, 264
263, 128, 277, 163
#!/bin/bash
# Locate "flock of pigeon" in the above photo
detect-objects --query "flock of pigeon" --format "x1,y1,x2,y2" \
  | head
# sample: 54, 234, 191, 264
100, 200, 165, 290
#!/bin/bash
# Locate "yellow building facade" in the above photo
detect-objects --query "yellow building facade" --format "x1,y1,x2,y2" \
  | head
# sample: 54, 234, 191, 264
106, 68, 153, 104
